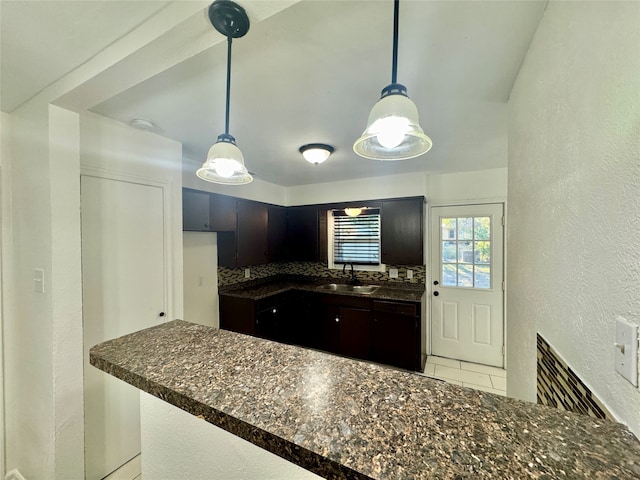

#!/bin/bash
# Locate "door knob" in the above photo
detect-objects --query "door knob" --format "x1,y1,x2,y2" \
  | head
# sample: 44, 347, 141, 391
433, 280, 439, 286
159, 312, 165, 317
433, 291, 439, 297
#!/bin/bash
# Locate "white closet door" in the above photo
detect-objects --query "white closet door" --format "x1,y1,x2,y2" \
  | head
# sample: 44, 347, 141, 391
82, 175, 166, 479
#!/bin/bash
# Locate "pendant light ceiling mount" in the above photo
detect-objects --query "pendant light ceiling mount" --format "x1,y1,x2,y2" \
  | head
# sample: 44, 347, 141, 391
353, 0, 432, 161
208, 0, 249, 39
197, 0, 253, 185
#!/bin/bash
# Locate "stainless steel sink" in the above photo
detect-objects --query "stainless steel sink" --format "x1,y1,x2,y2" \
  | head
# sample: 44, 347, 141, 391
317, 283, 381, 294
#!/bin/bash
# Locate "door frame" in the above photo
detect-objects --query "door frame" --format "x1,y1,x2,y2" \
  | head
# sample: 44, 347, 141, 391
80, 166, 175, 476
80, 166, 175, 323
427, 200, 507, 369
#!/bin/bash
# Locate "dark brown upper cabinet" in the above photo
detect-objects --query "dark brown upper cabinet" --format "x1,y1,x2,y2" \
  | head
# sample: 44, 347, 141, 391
267, 205, 287, 263
380, 198, 424, 265
182, 188, 236, 232
286, 205, 320, 262
219, 199, 269, 268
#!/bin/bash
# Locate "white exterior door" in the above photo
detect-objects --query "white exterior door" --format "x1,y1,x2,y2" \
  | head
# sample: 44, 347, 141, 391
430, 204, 504, 367
82, 175, 166, 479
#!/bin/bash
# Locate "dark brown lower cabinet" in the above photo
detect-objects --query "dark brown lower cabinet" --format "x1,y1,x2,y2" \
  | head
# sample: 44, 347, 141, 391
219, 290, 422, 371
372, 300, 419, 371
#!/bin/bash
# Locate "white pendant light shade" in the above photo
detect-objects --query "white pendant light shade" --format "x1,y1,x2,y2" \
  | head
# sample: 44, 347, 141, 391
344, 207, 363, 217
197, 135, 253, 184
353, 90, 432, 161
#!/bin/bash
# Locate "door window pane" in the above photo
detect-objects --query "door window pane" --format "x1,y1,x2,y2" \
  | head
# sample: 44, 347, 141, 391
442, 218, 456, 240
440, 215, 493, 289
458, 241, 473, 263
457, 217, 473, 240
442, 241, 457, 263
474, 217, 490, 240
458, 264, 473, 287
442, 264, 457, 286
474, 265, 491, 289
474, 241, 491, 264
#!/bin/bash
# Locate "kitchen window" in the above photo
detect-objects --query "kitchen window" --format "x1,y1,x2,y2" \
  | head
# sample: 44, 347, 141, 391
328, 209, 385, 271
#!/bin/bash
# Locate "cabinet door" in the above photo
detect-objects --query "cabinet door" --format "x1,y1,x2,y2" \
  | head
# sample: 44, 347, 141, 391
322, 304, 341, 354
267, 205, 287, 263
209, 193, 237, 231
338, 306, 371, 361
219, 295, 255, 336
287, 205, 319, 261
381, 198, 424, 265
372, 301, 419, 371
183, 189, 211, 231
237, 199, 269, 267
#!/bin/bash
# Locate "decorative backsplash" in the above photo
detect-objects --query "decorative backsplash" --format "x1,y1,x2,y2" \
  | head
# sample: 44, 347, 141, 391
537, 334, 611, 420
218, 262, 425, 288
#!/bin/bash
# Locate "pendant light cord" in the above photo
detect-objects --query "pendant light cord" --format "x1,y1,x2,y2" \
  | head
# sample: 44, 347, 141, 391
391, 0, 399, 84
225, 36, 232, 136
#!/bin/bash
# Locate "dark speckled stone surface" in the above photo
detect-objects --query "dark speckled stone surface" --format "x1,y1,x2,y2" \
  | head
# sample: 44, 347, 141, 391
90, 320, 640, 479
219, 278, 424, 303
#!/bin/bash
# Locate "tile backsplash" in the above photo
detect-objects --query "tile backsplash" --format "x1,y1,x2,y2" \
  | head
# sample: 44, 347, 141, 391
537, 334, 611, 421
218, 262, 425, 288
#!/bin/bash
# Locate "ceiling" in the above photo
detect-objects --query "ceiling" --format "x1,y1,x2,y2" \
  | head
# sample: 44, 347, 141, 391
1, 0, 547, 187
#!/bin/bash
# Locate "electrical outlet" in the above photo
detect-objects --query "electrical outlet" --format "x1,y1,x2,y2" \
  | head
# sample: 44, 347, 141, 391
389, 268, 398, 279
615, 316, 638, 386
244, 268, 250, 279
407, 269, 413, 279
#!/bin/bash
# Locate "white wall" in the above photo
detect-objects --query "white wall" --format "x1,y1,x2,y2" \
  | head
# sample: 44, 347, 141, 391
0, 111, 11, 478
507, 1, 640, 437
80, 111, 184, 322
140, 392, 321, 480
3, 99, 56, 480
425, 168, 507, 205
183, 157, 287, 206
286, 171, 426, 206
183, 232, 218, 327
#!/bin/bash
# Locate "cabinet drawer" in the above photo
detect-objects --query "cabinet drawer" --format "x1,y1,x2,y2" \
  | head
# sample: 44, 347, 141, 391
373, 300, 417, 317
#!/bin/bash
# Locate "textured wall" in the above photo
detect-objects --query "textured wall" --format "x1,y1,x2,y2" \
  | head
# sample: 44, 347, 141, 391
140, 392, 322, 479
508, 1, 640, 436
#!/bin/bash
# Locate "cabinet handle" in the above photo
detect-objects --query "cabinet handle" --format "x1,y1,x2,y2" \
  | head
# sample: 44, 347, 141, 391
204, 223, 209, 229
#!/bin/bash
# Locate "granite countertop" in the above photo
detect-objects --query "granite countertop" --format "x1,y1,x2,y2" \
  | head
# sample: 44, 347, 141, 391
219, 278, 424, 303
90, 320, 640, 480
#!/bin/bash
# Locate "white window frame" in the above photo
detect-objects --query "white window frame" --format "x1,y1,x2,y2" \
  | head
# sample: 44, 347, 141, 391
326, 210, 386, 272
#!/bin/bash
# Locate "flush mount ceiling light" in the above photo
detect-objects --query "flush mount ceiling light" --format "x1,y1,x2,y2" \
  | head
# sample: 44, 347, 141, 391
344, 207, 363, 217
196, 0, 253, 185
353, 0, 432, 161
299, 143, 334, 165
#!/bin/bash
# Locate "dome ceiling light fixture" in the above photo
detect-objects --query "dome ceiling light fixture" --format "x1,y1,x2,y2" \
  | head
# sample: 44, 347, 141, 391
344, 207, 363, 217
196, 0, 253, 185
353, 0, 432, 161
299, 143, 335, 165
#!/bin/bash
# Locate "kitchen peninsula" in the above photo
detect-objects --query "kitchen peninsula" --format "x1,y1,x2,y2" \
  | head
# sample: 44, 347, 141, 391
90, 320, 640, 479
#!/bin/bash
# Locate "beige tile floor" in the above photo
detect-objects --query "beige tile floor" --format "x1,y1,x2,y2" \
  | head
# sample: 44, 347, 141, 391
421, 355, 507, 396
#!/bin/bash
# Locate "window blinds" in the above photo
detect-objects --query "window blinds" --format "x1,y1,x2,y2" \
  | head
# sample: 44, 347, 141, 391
333, 209, 381, 265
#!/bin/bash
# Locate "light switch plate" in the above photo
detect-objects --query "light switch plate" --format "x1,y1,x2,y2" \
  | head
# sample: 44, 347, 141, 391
389, 268, 398, 279
615, 316, 638, 387
34, 268, 45, 294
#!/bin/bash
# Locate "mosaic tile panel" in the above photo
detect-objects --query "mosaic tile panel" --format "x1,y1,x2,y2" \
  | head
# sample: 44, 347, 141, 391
537, 334, 611, 420
218, 261, 425, 287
